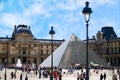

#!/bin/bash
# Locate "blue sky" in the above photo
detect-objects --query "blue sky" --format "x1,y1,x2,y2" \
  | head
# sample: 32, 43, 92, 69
0, 0, 120, 40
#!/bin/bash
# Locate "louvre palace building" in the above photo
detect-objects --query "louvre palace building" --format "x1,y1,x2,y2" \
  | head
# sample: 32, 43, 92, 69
89, 26, 120, 66
0, 24, 120, 67
0, 25, 64, 66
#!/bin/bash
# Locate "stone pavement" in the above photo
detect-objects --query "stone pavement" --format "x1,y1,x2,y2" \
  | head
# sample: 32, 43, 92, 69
0, 68, 118, 80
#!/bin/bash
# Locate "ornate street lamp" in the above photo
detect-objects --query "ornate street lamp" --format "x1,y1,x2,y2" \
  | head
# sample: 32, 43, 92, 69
49, 26, 55, 80
5, 59, 7, 80
82, 1, 92, 80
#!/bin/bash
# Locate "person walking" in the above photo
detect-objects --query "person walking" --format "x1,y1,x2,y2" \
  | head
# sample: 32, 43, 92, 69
11, 72, 14, 79
80, 73, 83, 80
53, 71, 58, 80
77, 72, 79, 80
20, 73, 22, 80
58, 71, 62, 80
112, 73, 117, 80
38, 67, 41, 79
25, 74, 28, 80
103, 73, 106, 80
35, 70, 38, 77
100, 73, 103, 80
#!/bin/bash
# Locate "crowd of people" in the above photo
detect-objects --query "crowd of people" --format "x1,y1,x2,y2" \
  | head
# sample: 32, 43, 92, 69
38, 66, 62, 80
92, 67, 120, 80
8, 66, 63, 80
1, 64, 120, 80
7, 66, 120, 80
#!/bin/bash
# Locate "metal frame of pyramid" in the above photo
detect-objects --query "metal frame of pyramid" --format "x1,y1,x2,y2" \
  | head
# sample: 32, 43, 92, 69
40, 33, 107, 68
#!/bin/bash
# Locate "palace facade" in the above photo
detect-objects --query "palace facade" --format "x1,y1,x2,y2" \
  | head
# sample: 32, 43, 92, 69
0, 25, 120, 67
89, 26, 120, 66
0, 25, 64, 66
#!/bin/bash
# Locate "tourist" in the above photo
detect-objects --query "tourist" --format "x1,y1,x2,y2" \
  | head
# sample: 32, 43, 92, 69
103, 73, 106, 80
11, 72, 13, 79
20, 73, 22, 80
58, 71, 62, 80
38, 68, 41, 79
117, 69, 119, 74
13, 72, 16, 78
100, 73, 103, 80
83, 72, 86, 79
112, 73, 117, 80
35, 70, 38, 77
53, 71, 58, 80
25, 74, 28, 80
80, 73, 83, 80
96, 70, 99, 74
77, 72, 79, 80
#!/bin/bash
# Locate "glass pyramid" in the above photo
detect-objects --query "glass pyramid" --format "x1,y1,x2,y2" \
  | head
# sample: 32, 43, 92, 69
40, 33, 107, 68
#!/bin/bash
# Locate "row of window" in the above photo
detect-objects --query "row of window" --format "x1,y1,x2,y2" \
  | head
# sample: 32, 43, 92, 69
0, 56, 44, 64
107, 42, 120, 47
0, 47, 55, 55
12, 44, 37, 47
0, 57, 37, 64
107, 57, 120, 65
106, 47, 120, 54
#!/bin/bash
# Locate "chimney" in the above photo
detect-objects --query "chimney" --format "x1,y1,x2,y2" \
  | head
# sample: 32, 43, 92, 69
14, 25, 17, 32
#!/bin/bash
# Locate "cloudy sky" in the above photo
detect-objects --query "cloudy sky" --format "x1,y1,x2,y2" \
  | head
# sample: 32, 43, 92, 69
0, 0, 120, 40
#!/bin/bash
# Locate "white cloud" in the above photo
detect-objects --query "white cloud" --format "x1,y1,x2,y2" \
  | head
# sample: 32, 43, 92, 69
0, 13, 31, 28
56, 0, 83, 11
54, 0, 117, 11
0, 0, 52, 27
25, 3, 45, 16
23, 0, 51, 18
0, 0, 120, 39
89, 17, 119, 38
91, 0, 117, 5
63, 12, 80, 23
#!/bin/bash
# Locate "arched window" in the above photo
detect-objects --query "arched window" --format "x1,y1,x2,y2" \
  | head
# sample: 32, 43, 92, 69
114, 57, 116, 64
107, 57, 109, 63
110, 57, 113, 64
118, 57, 120, 64
11, 57, 15, 64
41, 50, 43, 55
33, 58, 37, 64
41, 57, 43, 63
46, 50, 49, 55
2, 57, 5, 63
23, 49, 26, 54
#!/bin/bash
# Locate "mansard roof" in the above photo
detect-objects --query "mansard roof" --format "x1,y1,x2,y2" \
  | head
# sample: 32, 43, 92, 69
101, 26, 117, 40
12, 25, 33, 39
15, 25, 32, 34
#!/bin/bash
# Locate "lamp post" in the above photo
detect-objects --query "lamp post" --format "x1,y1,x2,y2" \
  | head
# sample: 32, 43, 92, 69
49, 26, 55, 80
82, 1, 92, 80
5, 59, 7, 80
0, 60, 1, 79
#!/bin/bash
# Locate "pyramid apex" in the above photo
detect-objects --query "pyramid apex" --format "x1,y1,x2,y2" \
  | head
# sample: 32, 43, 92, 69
70, 33, 81, 41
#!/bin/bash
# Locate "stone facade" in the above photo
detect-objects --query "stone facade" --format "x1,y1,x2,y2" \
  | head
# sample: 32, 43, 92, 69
0, 25, 119, 67
89, 26, 120, 66
0, 25, 64, 66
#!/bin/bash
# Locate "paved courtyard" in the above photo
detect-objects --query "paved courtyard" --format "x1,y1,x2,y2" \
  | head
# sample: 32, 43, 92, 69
0, 68, 119, 80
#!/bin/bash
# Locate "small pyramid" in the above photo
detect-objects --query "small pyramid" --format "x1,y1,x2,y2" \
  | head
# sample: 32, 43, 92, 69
40, 33, 107, 67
